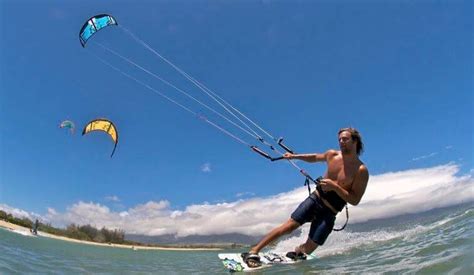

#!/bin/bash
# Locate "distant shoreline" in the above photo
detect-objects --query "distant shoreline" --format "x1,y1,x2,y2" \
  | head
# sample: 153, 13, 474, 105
0, 220, 222, 251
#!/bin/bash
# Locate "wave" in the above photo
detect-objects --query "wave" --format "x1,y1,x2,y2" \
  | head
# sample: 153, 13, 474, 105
271, 204, 473, 258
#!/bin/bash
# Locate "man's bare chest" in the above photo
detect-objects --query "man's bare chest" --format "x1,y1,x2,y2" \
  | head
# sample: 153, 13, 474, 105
327, 159, 360, 188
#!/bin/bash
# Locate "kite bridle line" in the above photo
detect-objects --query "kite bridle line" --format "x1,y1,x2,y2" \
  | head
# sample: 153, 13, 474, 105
93, 41, 264, 142
91, 51, 290, 151
119, 26, 296, 153
90, 40, 296, 161
88, 52, 250, 148
89, 42, 318, 184
85, 23, 349, 231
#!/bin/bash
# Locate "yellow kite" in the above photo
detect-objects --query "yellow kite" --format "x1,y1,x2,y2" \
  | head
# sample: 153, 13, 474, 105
82, 118, 118, 157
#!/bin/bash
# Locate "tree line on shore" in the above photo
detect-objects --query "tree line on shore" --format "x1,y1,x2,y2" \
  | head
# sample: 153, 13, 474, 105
0, 209, 140, 245
0, 210, 244, 248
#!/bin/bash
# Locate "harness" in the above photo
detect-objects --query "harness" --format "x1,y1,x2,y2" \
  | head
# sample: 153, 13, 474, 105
304, 177, 349, 231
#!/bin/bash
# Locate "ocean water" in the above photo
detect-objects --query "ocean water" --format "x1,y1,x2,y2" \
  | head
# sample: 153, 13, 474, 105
1, 203, 472, 274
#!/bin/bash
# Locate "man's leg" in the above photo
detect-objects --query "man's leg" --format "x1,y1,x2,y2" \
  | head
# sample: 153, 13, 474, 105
295, 238, 318, 255
294, 213, 335, 255
250, 218, 300, 254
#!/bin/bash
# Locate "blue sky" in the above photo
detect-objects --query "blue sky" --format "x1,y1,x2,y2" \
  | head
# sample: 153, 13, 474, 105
0, 1, 472, 232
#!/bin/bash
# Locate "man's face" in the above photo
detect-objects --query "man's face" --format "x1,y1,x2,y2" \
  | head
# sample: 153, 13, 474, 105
338, 131, 355, 154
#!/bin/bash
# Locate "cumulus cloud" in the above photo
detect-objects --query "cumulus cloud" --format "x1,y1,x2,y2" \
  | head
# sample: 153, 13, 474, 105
349, 163, 473, 223
2, 163, 472, 238
105, 195, 120, 202
0, 204, 42, 222
0, 204, 33, 219
201, 162, 212, 173
236, 192, 256, 198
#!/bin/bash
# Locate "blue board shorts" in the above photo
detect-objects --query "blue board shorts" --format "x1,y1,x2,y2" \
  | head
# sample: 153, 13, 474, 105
291, 193, 336, 245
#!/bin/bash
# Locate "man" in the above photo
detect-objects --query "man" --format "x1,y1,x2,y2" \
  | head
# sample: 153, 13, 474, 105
30, 219, 39, 235
242, 127, 369, 267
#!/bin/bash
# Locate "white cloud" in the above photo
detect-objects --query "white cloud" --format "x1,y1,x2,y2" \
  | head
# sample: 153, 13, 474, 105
411, 152, 438, 161
201, 162, 212, 173
105, 195, 120, 202
236, 192, 256, 198
47, 208, 58, 216
347, 163, 473, 223
2, 163, 473, 238
0, 204, 32, 219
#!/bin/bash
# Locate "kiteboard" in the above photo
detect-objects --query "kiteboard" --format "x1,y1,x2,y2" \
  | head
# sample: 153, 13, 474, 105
218, 252, 315, 272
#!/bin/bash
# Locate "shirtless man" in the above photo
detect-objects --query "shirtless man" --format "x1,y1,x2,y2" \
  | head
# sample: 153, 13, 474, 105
243, 127, 369, 267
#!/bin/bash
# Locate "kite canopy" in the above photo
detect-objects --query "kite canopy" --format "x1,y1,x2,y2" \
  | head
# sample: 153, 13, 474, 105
59, 120, 75, 131
82, 118, 118, 157
79, 14, 118, 47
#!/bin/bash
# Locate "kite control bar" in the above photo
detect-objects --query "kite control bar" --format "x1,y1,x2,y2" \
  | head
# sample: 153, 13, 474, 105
250, 137, 295, 162
251, 139, 321, 186
251, 146, 276, 161
251, 144, 320, 185
277, 137, 294, 154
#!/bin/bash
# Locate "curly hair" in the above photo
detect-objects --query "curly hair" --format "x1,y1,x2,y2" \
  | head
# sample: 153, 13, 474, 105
338, 127, 364, 156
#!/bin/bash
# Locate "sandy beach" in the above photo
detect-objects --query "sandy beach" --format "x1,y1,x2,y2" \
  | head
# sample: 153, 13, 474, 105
0, 220, 221, 251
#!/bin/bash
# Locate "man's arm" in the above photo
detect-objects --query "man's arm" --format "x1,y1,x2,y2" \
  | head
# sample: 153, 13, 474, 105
284, 150, 337, 163
322, 165, 369, 205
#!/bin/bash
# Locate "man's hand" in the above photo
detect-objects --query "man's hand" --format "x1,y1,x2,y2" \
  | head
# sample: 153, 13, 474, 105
319, 178, 338, 192
283, 152, 295, 159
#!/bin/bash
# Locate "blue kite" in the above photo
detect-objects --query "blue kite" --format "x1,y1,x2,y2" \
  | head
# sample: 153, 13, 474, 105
79, 14, 118, 47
